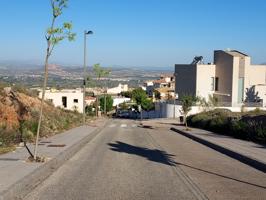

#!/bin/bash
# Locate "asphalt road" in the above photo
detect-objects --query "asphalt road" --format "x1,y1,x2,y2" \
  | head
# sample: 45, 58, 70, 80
25, 119, 266, 200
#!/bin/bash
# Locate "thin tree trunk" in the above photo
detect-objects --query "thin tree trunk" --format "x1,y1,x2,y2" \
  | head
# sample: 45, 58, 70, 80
34, 52, 49, 160
95, 95, 98, 117
104, 94, 106, 115
33, 15, 55, 160
185, 115, 188, 129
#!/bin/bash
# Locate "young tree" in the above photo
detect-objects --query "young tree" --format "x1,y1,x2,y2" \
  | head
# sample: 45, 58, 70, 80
99, 95, 113, 112
34, 0, 75, 160
208, 94, 219, 107
154, 90, 161, 100
93, 63, 111, 116
180, 95, 198, 129
132, 88, 147, 106
141, 98, 154, 118
120, 91, 132, 98
119, 102, 129, 110
93, 63, 110, 81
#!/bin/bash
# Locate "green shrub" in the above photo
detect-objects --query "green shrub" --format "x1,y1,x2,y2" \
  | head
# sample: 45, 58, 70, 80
188, 113, 210, 129
0, 128, 20, 146
188, 109, 266, 143
230, 120, 248, 139
208, 115, 229, 133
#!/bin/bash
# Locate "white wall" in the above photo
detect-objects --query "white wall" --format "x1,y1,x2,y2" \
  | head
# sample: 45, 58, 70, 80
39, 90, 84, 113
113, 97, 131, 107
255, 85, 266, 107
107, 84, 128, 94
196, 64, 216, 101
155, 102, 266, 119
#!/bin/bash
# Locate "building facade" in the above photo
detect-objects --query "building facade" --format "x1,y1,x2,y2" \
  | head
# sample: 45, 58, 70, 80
107, 84, 128, 95
175, 50, 266, 107
39, 89, 84, 113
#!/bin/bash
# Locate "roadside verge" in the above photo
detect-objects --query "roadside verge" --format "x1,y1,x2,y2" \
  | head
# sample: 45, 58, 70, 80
170, 127, 266, 173
0, 119, 110, 200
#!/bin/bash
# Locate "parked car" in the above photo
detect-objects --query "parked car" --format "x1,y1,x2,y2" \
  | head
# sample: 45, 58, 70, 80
116, 110, 130, 118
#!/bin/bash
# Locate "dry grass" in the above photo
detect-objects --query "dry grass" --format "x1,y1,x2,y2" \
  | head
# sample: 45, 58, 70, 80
0, 146, 16, 155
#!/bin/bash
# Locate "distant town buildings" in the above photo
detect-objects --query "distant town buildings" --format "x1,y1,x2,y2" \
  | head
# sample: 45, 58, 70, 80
39, 89, 84, 113
142, 74, 175, 100
175, 50, 266, 107
112, 97, 131, 107
85, 96, 96, 105
107, 84, 128, 94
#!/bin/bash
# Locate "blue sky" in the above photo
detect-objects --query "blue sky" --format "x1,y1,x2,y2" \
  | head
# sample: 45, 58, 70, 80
0, 0, 266, 67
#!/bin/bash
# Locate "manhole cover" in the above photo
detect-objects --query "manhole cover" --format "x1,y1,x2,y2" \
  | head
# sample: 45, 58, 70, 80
47, 144, 66, 147
40, 141, 52, 144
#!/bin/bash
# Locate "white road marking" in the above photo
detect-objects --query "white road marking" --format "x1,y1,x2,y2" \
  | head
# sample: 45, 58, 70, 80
131, 124, 137, 128
120, 124, 127, 128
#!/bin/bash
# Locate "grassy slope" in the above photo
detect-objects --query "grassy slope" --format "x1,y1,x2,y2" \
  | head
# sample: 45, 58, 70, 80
0, 86, 83, 154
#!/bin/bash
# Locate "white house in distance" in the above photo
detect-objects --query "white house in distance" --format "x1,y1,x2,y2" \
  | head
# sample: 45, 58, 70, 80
113, 97, 131, 107
107, 84, 128, 95
39, 89, 84, 113
175, 50, 266, 107
143, 74, 175, 98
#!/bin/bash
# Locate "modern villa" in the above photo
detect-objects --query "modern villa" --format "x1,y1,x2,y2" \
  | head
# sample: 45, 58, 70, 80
175, 50, 266, 107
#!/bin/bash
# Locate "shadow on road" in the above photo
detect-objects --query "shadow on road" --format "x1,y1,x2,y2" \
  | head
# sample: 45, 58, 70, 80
177, 161, 266, 190
108, 141, 177, 166
138, 125, 154, 129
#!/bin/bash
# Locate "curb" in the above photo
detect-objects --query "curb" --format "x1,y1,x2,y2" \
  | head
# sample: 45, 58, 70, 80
0, 120, 110, 200
170, 127, 266, 173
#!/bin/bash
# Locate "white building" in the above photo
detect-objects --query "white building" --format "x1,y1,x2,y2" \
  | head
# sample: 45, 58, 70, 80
107, 84, 128, 94
113, 97, 131, 107
175, 50, 266, 107
39, 89, 84, 113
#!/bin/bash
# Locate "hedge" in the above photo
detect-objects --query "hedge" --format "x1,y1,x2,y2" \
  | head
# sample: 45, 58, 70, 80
187, 109, 266, 143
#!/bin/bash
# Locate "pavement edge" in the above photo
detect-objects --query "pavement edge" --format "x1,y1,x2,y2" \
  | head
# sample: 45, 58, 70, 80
0, 119, 110, 200
170, 127, 266, 173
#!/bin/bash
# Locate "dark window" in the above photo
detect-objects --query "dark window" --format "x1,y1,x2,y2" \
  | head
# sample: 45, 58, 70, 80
215, 77, 219, 91
62, 96, 67, 108
74, 99, 78, 103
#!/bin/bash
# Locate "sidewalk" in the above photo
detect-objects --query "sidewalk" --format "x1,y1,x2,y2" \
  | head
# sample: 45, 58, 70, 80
171, 126, 266, 173
0, 118, 108, 200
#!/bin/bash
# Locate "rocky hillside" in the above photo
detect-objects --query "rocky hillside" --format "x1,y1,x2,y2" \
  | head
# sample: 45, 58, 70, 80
0, 85, 83, 147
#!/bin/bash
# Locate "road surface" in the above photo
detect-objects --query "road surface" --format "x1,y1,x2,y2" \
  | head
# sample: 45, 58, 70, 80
25, 119, 266, 200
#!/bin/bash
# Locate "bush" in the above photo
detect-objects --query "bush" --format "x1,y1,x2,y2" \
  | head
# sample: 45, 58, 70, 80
0, 128, 20, 146
188, 109, 266, 143
188, 113, 210, 129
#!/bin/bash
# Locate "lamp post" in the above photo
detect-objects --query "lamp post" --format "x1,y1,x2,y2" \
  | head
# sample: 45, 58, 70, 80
83, 30, 93, 125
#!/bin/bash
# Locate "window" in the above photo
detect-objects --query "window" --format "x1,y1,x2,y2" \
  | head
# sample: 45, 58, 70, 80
62, 96, 67, 108
215, 77, 219, 91
74, 99, 78, 103
211, 77, 219, 91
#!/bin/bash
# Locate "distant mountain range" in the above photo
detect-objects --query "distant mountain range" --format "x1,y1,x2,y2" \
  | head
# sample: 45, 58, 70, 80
0, 60, 174, 71
0, 60, 174, 81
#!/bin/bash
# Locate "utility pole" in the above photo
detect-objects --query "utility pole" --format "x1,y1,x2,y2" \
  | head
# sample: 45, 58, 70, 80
83, 30, 93, 124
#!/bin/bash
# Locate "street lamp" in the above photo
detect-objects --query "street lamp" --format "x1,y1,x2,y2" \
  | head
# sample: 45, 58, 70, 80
83, 30, 93, 125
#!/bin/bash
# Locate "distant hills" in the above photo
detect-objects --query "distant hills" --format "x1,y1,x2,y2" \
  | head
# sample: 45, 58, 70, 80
0, 60, 174, 72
